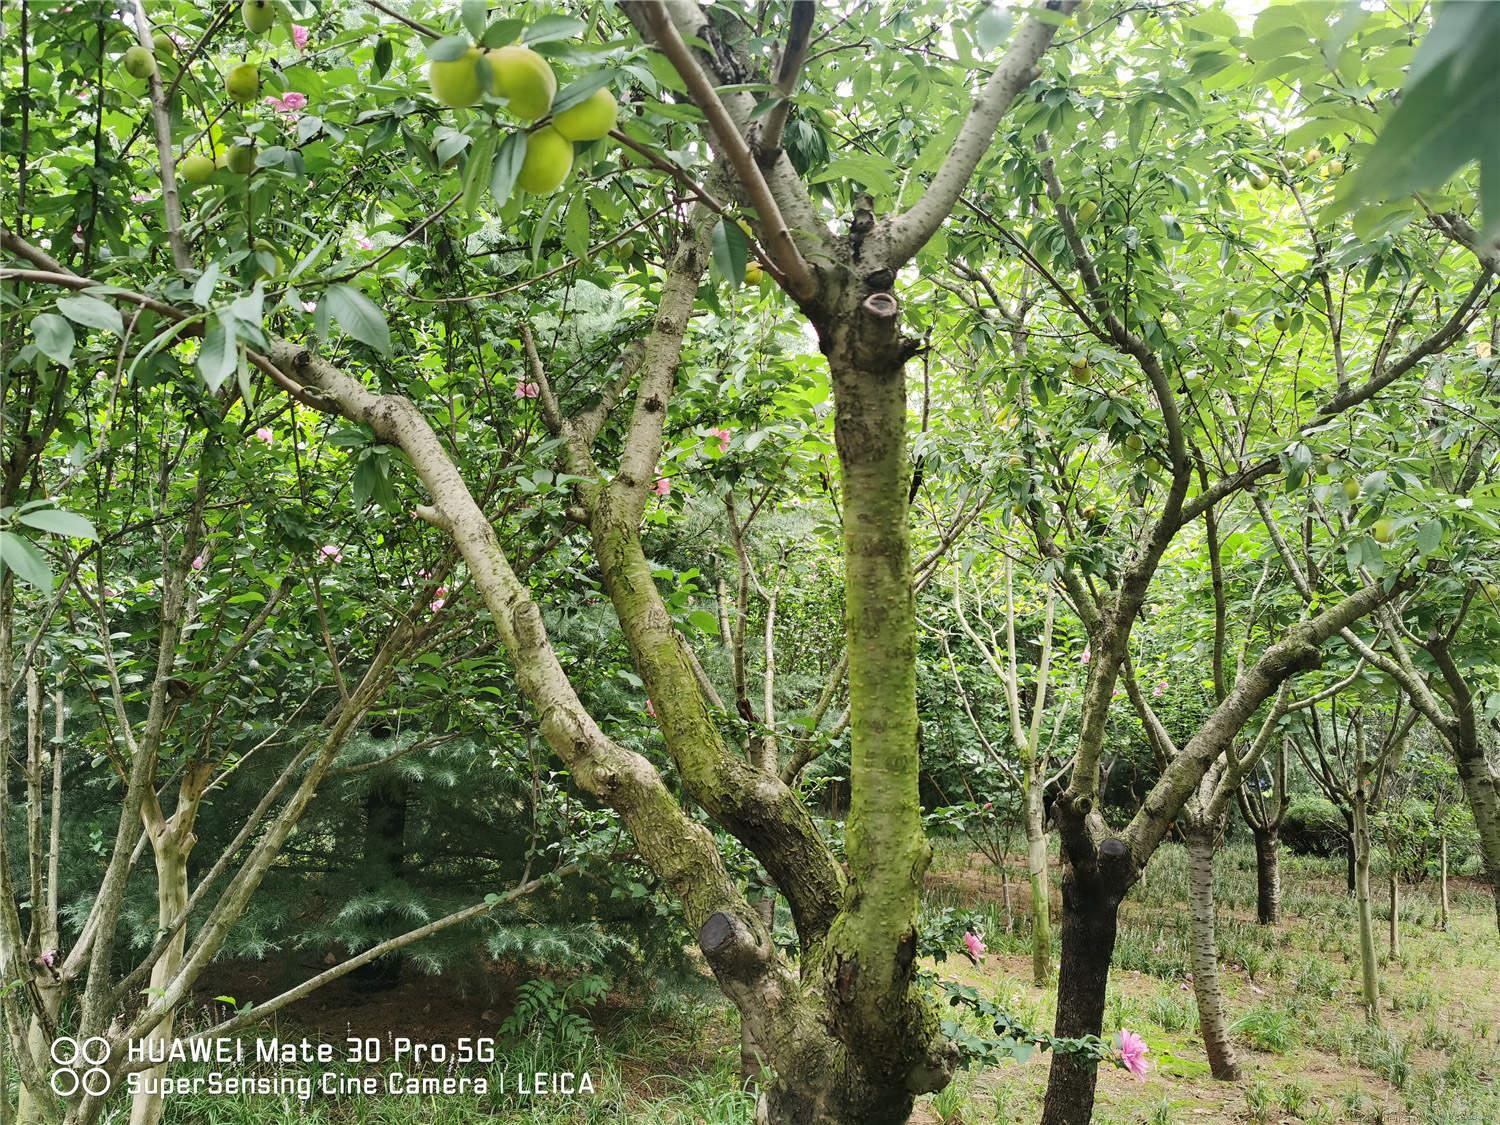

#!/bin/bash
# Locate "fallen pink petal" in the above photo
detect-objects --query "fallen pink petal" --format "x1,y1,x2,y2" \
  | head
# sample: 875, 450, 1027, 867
1118, 1030, 1149, 1080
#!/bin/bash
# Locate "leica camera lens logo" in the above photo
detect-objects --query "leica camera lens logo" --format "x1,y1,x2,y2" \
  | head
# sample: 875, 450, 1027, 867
50, 1036, 112, 1096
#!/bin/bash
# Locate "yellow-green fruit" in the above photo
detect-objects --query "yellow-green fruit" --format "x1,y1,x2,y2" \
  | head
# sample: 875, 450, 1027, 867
1484, 581, 1500, 601
179, 154, 216, 184
153, 32, 176, 57
1343, 478, 1360, 502
487, 46, 556, 120
225, 62, 259, 103
744, 262, 764, 286
242, 0, 275, 35
1273, 310, 1289, 331
1326, 159, 1345, 176
226, 144, 257, 174
1372, 518, 1394, 544
1075, 199, 1099, 223
552, 87, 616, 142
1068, 351, 1089, 371
1224, 307, 1242, 327
1302, 147, 1322, 166
612, 238, 635, 261
1249, 171, 1270, 189
517, 126, 572, 194
123, 45, 156, 79
429, 47, 484, 108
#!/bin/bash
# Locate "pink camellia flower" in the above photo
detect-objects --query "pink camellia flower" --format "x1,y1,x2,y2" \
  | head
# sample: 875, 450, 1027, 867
319, 544, 341, 563
191, 555, 205, 571
1118, 1030, 1149, 1080
301, 300, 317, 313
356, 236, 373, 250
265, 91, 308, 118
292, 23, 309, 51
430, 598, 445, 613
645, 698, 655, 718
1080, 644, 1091, 665
254, 426, 273, 445
417, 568, 431, 579
39, 948, 58, 969
651, 477, 671, 497
962, 931, 986, 962
1152, 679, 1167, 697
434, 585, 448, 599
708, 426, 731, 452
513, 381, 540, 399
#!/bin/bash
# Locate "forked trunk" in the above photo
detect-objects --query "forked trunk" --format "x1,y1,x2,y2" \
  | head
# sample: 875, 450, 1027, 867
1251, 825, 1281, 925
1352, 797, 1379, 1023
1186, 823, 1241, 1080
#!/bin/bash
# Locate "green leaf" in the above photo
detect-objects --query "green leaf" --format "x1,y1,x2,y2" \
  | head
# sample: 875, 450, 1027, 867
462, 130, 497, 216
193, 262, 221, 308
686, 609, 719, 635
975, 4, 1012, 53
460, 0, 487, 42
427, 35, 472, 63
56, 295, 123, 335
197, 315, 236, 392
491, 130, 527, 208
1416, 518, 1444, 557
0, 531, 54, 591
372, 37, 393, 80
712, 217, 747, 286
31, 313, 74, 366
325, 284, 391, 355
15, 508, 98, 540
522, 15, 584, 45
551, 70, 616, 115
563, 192, 590, 260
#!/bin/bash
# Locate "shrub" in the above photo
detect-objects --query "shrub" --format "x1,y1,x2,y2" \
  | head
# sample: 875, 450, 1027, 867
1282, 796, 1348, 857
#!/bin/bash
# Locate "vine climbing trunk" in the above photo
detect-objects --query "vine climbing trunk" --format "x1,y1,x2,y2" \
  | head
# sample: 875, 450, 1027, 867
1186, 821, 1241, 1081
1252, 825, 1281, 925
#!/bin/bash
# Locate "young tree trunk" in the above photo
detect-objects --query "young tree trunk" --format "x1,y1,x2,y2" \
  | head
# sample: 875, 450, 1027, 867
1453, 751, 1500, 933
1040, 835, 1130, 1125
1251, 825, 1281, 925
1026, 780, 1052, 987
1343, 808, 1357, 894
1352, 797, 1380, 1023
14, 981, 62, 1125
128, 840, 190, 1125
1439, 832, 1450, 931
1387, 868, 1399, 959
1186, 822, 1242, 1080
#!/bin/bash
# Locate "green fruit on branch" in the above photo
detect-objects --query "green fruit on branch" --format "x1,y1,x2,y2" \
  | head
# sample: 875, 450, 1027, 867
123, 45, 156, 80
226, 144, 257, 174
1343, 478, 1360, 502
1249, 171, 1270, 189
1223, 307, 1242, 327
429, 47, 485, 108
1326, 159, 1345, 176
242, 0, 275, 35
1372, 518, 1394, 544
744, 262, 764, 286
1273, 310, 1289, 331
1068, 351, 1089, 371
1483, 581, 1500, 602
225, 62, 260, 103
153, 32, 176, 57
612, 238, 635, 261
1302, 147, 1322, 166
487, 45, 556, 120
517, 126, 572, 194
1075, 199, 1099, 223
552, 87, 617, 142
179, 154, 216, 184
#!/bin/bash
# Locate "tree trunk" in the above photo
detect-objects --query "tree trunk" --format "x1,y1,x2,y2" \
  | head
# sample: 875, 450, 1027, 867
14, 980, 62, 1125
128, 840, 190, 1125
1387, 868, 1399, 959
1026, 780, 1052, 987
1186, 823, 1241, 1080
1352, 797, 1379, 1024
1439, 832, 1449, 931
1343, 808, 1357, 894
353, 778, 408, 991
1040, 844, 1127, 1125
1453, 751, 1500, 934
1251, 825, 1281, 925
740, 892, 775, 1084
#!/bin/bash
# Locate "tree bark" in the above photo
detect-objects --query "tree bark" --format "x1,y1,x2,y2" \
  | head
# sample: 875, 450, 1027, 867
1252, 825, 1281, 925
1439, 832, 1450, 931
1387, 868, 1399, 959
1186, 822, 1241, 1080
1026, 780, 1052, 987
1343, 808, 1357, 894
1453, 750, 1500, 933
1352, 796, 1380, 1023
1040, 828, 1132, 1125
128, 839, 190, 1125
